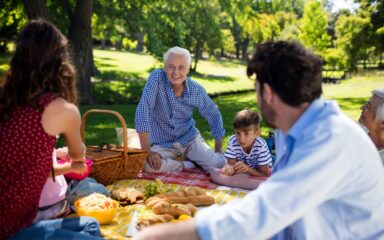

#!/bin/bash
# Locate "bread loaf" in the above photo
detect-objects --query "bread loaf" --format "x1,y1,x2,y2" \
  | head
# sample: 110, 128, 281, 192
137, 214, 174, 229
145, 188, 215, 207
110, 187, 144, 204
152, 201, 197, 217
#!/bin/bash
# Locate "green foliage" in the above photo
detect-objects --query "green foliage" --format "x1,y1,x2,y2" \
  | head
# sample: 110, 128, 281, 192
299, 1, 331, 54
322, 48, 347, 70
0, 1, 27, 52
122, 38, 138, 51
335, 14, 373, 70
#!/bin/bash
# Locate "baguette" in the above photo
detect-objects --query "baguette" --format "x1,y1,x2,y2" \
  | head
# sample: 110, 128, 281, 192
145, 188, 215, 207
152, 201, 197, 217
137, 214, 174, 229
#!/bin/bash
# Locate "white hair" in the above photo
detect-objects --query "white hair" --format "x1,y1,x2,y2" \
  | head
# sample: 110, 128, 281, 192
373, 89, 384, 121
163, 46, 191, 66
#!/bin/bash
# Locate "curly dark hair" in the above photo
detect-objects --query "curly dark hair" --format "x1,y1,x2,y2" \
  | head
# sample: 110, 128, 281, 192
233, 109, 261, 130
0, 19, 78, 122
247, 41, 322, 106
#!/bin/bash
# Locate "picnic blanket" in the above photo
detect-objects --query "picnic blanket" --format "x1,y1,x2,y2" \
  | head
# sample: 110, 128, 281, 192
135, 168, 219, 189
100, 179, 247, 239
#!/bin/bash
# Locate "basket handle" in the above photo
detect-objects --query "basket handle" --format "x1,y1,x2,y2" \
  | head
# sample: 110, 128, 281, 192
81, 109, 128, 160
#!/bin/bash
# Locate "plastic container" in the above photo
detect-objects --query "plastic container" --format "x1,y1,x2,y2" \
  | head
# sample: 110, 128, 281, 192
57, 158, 93, 181
74, 196, 119, 225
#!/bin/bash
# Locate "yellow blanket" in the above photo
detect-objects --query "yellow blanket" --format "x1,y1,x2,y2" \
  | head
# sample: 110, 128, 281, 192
100, 179, 247, 239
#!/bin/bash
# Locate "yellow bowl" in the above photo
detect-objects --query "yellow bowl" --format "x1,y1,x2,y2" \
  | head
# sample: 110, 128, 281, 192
74, 199, 119, 225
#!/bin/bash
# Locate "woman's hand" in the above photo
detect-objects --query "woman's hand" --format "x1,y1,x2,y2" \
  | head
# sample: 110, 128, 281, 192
147, 151, 163, 170
70, 161, 87, 174
222, 164, 235, 176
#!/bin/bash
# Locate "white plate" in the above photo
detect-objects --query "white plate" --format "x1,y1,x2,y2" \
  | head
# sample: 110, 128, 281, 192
126, 210, 139, 237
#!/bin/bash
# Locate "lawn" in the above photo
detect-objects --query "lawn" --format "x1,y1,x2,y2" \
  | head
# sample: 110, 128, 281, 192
0, 49, 383, 148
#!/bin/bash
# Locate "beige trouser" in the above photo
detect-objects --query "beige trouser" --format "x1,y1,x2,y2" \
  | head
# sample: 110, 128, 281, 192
144, 133, 226, 173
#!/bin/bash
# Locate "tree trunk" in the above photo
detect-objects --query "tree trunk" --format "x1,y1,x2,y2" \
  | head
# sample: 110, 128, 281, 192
68, 0, 94, 104
23, 0, 95, 104
235, 42, 240, 59
22, 0, 48, 20
220, 47, 224, 58
192, 44, 200, 72
135, 32, 144, 52
241, 37, 249, 60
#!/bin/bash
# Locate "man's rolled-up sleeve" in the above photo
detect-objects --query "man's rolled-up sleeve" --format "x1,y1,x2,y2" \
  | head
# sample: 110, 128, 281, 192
134, 71, 159, 132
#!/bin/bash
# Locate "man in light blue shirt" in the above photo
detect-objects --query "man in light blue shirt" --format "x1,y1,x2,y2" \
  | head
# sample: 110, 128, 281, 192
134, 42, 384, 240
135, 46, 226, 173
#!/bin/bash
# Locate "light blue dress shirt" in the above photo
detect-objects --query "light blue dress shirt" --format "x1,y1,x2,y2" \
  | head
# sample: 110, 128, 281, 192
195, 98, 384, 240
135, 69, 225, 148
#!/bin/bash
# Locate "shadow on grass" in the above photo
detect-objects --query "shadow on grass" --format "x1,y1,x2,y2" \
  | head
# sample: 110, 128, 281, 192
94, 61, 115, 69
194, 92, 272, 140
333, 97, 366, 111
95, 70, 145, 82
92, 80, 145, 104
190, 71, 235, 82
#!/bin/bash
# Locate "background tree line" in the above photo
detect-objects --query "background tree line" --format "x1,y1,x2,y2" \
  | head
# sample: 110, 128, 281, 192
0, 0, 383, 103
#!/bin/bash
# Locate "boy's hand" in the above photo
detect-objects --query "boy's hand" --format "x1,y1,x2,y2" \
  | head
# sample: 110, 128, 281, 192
70, 161, 87, 174
222, 164, 235, 176
233, 161, 249, 174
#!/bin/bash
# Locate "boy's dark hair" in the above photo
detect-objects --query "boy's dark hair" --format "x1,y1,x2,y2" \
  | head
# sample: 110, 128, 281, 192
246, 41, 322, 107
233, 110, 261, 130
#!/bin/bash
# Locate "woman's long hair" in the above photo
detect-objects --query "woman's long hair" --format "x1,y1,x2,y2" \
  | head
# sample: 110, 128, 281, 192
0, 19, 78, 122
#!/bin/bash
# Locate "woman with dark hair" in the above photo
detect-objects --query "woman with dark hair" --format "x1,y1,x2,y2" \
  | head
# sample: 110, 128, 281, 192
0, 19, 101, 239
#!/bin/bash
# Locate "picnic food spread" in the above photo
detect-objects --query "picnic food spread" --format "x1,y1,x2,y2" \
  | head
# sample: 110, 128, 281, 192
74, 179, 218, 237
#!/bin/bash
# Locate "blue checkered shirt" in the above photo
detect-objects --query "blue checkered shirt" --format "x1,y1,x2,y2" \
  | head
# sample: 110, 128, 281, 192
135, 69, 225, 148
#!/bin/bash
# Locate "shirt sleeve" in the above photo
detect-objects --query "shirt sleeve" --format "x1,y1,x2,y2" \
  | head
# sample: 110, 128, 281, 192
255, 138, 272, 166
195, 127, 354, 240
197, 86, 225, 139
224, 136, 236, 159
134, 70, 159, 132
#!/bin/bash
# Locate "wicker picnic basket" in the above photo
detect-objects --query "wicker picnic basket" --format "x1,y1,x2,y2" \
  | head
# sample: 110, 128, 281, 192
81, 109, 148, 185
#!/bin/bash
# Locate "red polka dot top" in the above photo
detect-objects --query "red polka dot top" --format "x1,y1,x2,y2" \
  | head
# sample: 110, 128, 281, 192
0, 95, 58, 239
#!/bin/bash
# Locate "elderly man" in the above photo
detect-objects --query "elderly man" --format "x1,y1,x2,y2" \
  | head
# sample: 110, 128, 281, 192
359, 89, 384, 164
133, 41, 384, 240
134, 46, 226, 173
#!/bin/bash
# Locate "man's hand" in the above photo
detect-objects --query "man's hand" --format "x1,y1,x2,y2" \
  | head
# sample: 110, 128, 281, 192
222, 164, 235, 176
147, 151, 163, 170
233, 161, 249, 174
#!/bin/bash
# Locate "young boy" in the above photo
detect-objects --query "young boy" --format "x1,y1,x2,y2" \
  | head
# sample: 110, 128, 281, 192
222, 110, 272, 177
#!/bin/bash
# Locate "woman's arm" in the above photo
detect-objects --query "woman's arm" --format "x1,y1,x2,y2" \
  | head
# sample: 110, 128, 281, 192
41, 98, 85, 163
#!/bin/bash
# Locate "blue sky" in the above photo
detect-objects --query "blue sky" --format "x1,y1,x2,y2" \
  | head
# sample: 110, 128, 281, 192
331, 0, 360, 12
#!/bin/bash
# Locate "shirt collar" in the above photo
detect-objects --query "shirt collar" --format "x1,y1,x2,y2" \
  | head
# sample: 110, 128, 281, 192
287, 98, 325, 141
162, 69, 190, 98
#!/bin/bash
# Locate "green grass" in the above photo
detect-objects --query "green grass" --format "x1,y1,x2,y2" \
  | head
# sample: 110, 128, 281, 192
91, 49, 254, 103
1, 49, 383, 149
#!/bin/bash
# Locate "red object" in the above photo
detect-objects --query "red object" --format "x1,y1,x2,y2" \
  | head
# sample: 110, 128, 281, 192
57, 158, 93, 180
0, 95, 58, 239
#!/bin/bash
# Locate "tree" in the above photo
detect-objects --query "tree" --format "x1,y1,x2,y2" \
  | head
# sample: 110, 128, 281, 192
0, 1, 27, 52
356, 0, 384, 67
335, 14, 373, 71
22, 0, 94, 103
299, 0, 331, 54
